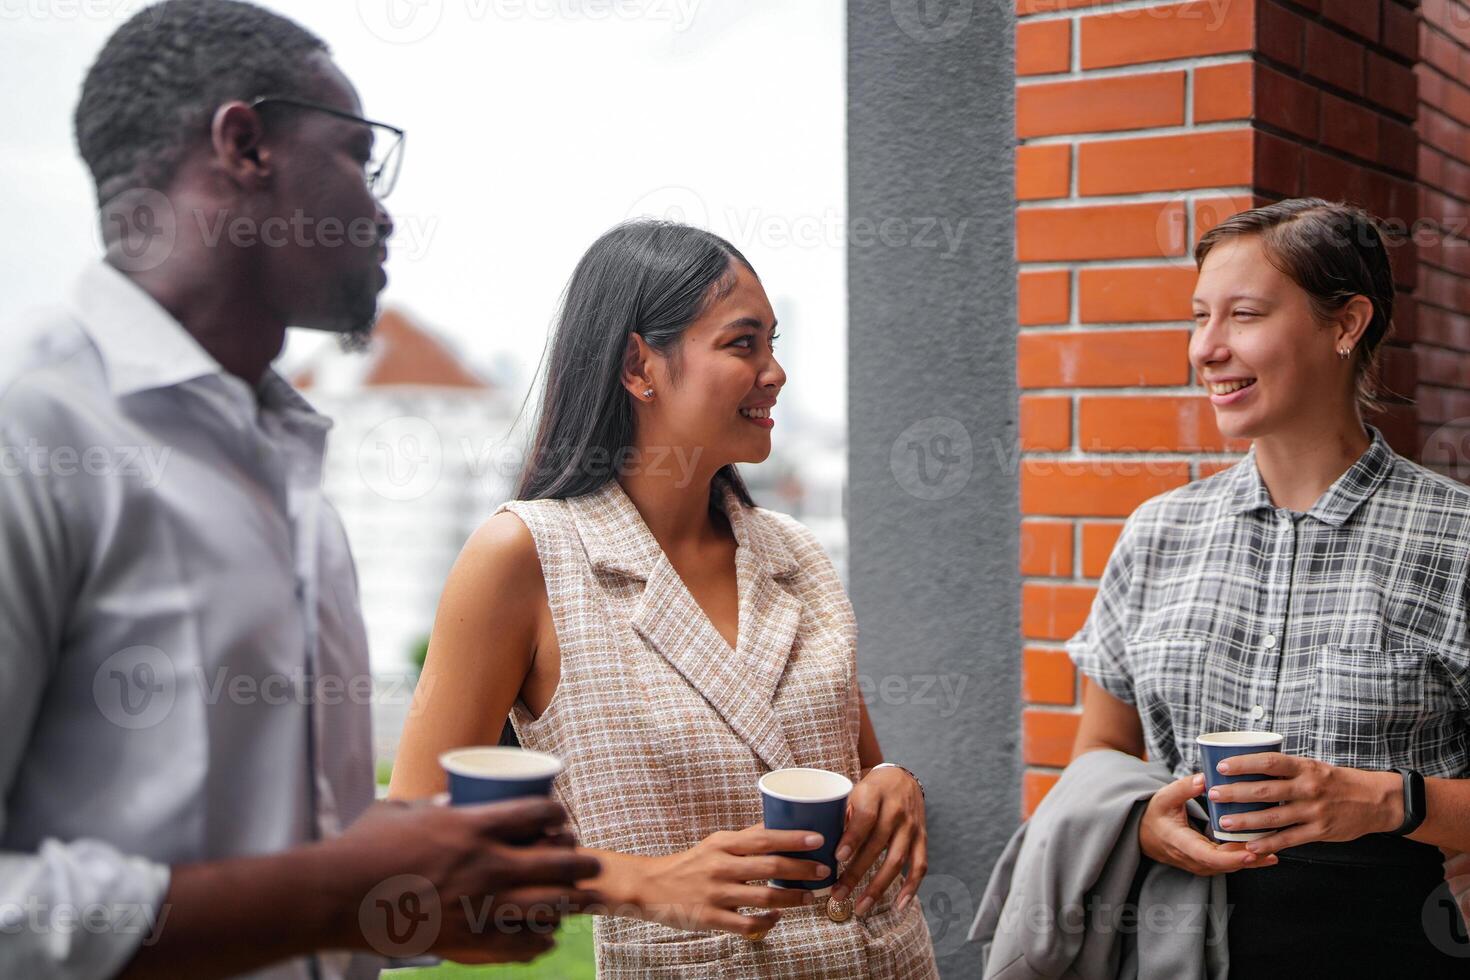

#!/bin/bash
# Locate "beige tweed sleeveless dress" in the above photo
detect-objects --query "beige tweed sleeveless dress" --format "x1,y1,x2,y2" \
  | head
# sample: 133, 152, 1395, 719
496, 479, 938, 978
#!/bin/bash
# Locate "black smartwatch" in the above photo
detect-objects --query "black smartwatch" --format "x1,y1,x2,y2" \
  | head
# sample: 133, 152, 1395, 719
1389, 767, 1426, 836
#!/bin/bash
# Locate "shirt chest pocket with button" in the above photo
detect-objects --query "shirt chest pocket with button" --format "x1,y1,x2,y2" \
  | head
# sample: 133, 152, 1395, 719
1311, 629, 1459, 773
1127, 632, 1250, 777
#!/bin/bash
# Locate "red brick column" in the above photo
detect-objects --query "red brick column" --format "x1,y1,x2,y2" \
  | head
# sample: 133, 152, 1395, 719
1417, 0, 1470, 474
1013, 0, 1436, 816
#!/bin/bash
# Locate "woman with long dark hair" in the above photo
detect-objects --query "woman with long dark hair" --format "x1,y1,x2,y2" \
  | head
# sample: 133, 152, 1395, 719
1068, 198, 1470, 974
391, 220, 939, 977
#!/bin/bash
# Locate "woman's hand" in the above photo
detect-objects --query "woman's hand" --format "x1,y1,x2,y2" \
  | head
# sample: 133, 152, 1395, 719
1205, 753, 1400, 856
633, 824, 831, 938
1139, 772, 1279, 876
830, 766, 928, 918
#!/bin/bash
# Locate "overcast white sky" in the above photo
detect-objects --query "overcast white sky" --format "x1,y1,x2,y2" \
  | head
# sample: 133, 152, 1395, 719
0, 0, 846, 426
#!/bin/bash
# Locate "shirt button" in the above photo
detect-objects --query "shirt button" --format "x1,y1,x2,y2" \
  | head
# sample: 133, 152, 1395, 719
1251, 704, 1266, 720
1262, 634, 1277, 649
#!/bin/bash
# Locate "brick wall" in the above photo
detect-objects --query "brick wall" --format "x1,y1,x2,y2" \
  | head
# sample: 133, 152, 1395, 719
1013, 0, 1456, 816
1417, 0, 1470, 475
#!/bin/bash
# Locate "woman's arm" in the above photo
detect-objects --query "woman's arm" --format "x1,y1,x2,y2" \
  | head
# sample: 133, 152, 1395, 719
1071, 679, 1146, 760
385, 515, 648, 915
856, 697, 882, 773
389, 512, 544, 800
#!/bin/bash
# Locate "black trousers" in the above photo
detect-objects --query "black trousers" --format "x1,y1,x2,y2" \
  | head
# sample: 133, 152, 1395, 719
1224, 833, 1469, 977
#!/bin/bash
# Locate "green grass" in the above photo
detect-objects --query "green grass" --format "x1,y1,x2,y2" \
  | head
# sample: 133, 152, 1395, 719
384, 915, 595, 979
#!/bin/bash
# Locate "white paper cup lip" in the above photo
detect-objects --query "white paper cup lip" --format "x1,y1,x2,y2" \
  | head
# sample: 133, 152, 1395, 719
767, 884, 834, 897
439, 746, 564, 780
1195, 730, 1284, 747
758, 767, 854, 803
1212, 828, 1276, 841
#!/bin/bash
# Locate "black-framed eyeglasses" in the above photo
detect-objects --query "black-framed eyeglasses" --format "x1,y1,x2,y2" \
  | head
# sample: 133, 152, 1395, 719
248, 96, 406, 200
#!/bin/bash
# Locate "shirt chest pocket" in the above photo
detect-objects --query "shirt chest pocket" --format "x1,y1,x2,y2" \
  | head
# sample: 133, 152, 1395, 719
1130, 634, 1207, 775
1312, 634, 1443, 771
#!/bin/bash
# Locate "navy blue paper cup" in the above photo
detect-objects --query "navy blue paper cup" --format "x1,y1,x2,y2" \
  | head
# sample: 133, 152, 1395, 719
758, 767, 852, 896
439, 746, 563, 806
1196, 731, 1284, 842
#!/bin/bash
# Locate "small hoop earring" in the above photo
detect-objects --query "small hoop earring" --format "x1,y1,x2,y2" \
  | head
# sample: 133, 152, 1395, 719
1338, 347, 1351, 360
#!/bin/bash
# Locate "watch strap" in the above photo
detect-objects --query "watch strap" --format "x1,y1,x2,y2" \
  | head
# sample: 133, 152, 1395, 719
1391, 767, 1426, 836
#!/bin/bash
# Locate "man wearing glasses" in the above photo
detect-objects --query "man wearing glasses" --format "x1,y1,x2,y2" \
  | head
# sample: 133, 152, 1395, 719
0, 2, 601, 978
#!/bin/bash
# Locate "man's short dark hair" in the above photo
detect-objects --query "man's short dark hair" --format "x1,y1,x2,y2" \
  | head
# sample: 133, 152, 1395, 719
75, 0, 328, 204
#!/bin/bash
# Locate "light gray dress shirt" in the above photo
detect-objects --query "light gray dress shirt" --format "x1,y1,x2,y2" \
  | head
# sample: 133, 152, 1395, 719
0, 262, 378, 979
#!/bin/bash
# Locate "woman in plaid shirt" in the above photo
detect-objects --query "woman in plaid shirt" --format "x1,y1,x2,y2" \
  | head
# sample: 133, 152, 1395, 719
1068, 198, 1470, 973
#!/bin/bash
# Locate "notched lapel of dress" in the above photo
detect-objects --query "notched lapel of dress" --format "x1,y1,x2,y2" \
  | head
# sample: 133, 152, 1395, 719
736, 544, 802, 711
630, 556, 799, 774
576, 480, 803, 773
727, 497, 803, 712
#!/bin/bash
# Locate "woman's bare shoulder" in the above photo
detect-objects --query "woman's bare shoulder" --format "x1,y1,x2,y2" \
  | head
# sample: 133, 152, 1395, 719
464, 509, 541, 564
443, 510, 547, 630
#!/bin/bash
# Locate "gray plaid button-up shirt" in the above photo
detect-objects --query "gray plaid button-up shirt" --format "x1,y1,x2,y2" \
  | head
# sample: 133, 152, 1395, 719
1069, 425, 1470, 779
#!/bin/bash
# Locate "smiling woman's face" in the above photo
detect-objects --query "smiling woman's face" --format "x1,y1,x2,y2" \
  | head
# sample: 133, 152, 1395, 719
1190, 235, 1348, 442
634, 261, 787, 469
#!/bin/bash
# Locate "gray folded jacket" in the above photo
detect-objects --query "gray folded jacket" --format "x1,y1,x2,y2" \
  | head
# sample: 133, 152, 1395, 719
968, 748, 1230, 980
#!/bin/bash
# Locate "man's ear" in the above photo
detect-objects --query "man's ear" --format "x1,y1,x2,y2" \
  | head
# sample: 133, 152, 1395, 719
211, 101, 271, 191
621, 332, 656, 400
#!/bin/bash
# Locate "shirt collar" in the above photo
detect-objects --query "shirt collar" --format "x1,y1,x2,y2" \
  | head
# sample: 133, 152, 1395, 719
258, 369, 333, 435
67, 260, 332, 433
1227, 425, 1395, 526
69, 260, 223, 398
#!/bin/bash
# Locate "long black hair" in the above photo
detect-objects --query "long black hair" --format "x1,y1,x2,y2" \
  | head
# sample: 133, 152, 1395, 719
515, 219, 758, 504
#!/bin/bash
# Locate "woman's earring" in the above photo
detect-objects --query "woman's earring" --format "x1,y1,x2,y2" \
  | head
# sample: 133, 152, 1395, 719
1338, 347, 1352, 360
643, 388, 654, 399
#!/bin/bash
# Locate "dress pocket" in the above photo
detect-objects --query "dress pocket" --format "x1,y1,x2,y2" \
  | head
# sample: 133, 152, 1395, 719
862, 890, 940, 979
595, 930, 736, 976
